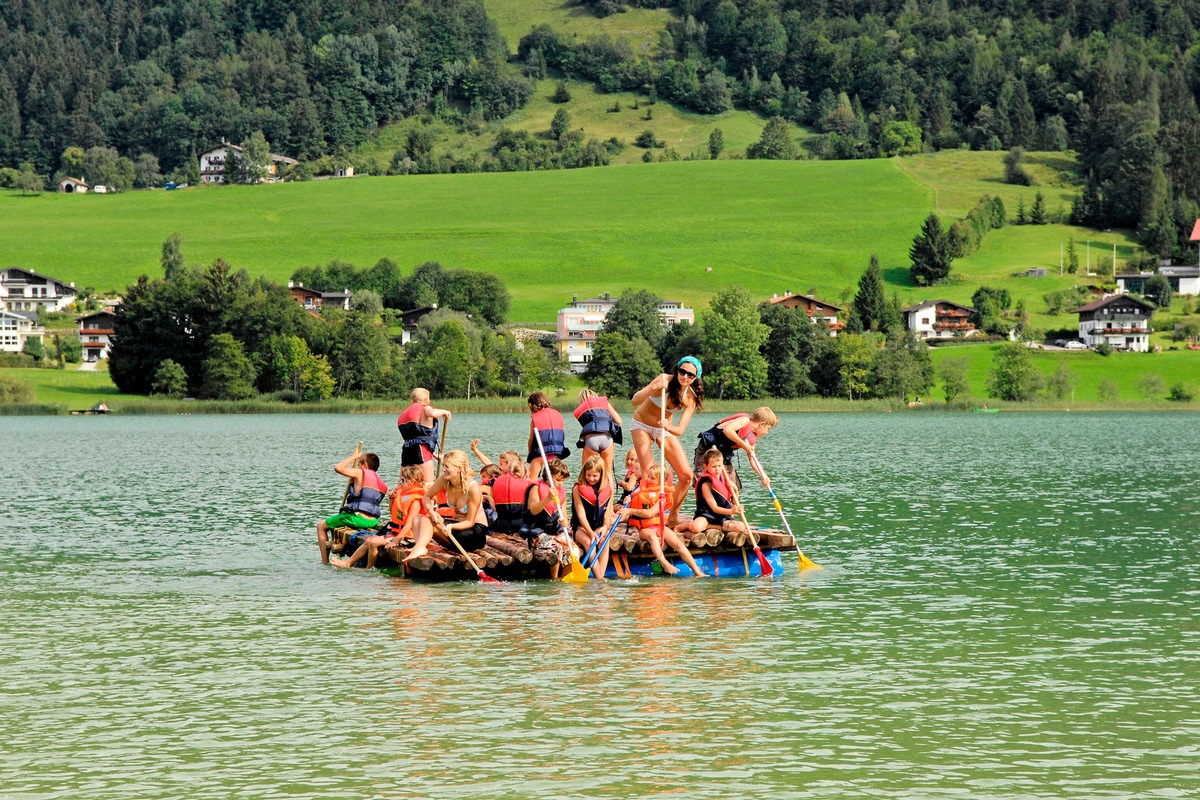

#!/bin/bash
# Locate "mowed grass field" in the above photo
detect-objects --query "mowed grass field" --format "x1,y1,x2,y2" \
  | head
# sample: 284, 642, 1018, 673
356, 78, 779, 169
0, 159, 930, 322
483, 0, 671, 53
928, 344, 1200, 405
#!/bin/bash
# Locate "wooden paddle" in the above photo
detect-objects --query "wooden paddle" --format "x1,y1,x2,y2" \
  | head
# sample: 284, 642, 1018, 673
439, 520, 501, 584
749, 452, 820, 571
434, 417, 449, 479
658, 380, 668, 544
341, 442, 363, 507
724, 464, 773, 576
533, 426, 588, 582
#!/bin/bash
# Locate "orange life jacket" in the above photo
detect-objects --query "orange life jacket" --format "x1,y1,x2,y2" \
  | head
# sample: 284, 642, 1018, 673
628, 482, 672, 529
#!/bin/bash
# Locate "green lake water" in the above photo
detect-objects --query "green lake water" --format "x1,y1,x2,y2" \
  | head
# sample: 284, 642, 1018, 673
1, 412, 1197, 799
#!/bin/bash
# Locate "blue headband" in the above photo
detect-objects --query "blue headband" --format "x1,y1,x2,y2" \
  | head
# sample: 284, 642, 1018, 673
676, 356, 702, 379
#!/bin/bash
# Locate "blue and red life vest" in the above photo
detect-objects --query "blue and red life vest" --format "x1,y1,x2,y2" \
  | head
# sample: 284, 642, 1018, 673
341, 468, 388, 518
694, 469, 732, 520
573, 480, 612, 530
573, 396, 623, 449
397, 402, 439, 460
697, 414, 756, 461
529, 480, 567, 533
490, 474, 532, 533
529, 407, 570, 462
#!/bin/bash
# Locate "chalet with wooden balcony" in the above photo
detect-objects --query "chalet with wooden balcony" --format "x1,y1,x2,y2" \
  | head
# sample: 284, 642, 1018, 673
287, 282, 351, 312
1072, 294, 1154, 352
198, 142, 299, 184
768, 291, 846, 337
78, 310, 118, 361
900, 300, 977, 340
1, 267, 77, 313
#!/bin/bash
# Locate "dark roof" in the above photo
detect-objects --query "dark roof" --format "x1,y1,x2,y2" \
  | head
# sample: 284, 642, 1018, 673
77, 310, 117, 321
769, 293, 847, 313
899, 299, 975, 314
401, 304, 438, 323
1071, 294, 1156, 314
1, 266, 76, 292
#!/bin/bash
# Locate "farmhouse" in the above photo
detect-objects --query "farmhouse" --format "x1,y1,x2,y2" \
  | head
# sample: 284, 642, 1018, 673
556, 293, 694, 373
58, 177, 88, 193
287, 282, 351, 312
1, 267, 77, 313
0, 308, 45, 353
768, 291, 845, 336
900, 300, 977, 339
78, 310, 118, 361
198, 142, 299, 184
400, 305, 438, 345
1073, 294, 1154, 352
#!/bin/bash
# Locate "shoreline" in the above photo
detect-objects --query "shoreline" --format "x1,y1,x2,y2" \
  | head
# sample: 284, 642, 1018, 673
4, 397, 1199, 416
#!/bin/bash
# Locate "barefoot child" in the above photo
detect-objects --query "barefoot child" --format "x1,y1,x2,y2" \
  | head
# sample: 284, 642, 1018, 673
572, 455, 614, 580
332, 465, 425, 569
620, 463, 708, 577
528, 458, 572, 579
397, 388, 452, 483
526, 391, 570, 479
317, 451, 388, 565
677, 448, 746, 538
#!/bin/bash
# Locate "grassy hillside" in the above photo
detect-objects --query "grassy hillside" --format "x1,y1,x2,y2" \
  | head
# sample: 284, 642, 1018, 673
0, 158, 929, 322
483, 0, 671, 53
355, 78, 778, 169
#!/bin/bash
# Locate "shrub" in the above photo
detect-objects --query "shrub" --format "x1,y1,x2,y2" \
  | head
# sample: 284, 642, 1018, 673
1167, 382, 1196, 402
0, 375, 35, 404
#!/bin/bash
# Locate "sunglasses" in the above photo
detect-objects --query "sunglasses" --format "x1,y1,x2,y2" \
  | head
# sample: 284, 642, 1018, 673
676, 368, 697, 378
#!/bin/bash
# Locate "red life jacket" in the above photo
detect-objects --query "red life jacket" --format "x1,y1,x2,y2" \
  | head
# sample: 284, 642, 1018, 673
695, 469, 732, 519
397, 402, 439, 456
491, 474, 532, 532
529, 408, 570, 462
698, 414, 756, 460
341, 469, 388, 518
574, 480, 612, 530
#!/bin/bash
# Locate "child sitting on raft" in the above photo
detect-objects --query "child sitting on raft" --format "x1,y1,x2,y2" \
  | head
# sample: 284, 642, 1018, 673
572, 455, 615, 580
617, 449, 640, 502
620, 463, 708, 578
528, 458, 572, 579
677, 448, 746, 537
332, 465, 426, 569
317, 451, 388, 565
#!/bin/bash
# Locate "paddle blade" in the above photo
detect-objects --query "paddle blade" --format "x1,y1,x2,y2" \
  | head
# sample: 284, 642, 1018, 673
478, 570, 502, 584
563, 553, 591, 583
753, 546, 774, 576
798, 552, 822, 571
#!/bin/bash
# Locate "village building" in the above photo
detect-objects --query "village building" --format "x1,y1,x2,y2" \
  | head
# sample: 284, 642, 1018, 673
287, 281, 351, 312
1073, 294, 1154, 352
78, 310, 118, 361
0, 308, 45, 353
556, 293, 694, 373
900, 300, 977, 339
1117, 264, 1200, 297
768, 291, 846, 336
57, 177, 88, 193
1, 267, 78, 313
400, 305, 439, 345
198, 142, 299, 184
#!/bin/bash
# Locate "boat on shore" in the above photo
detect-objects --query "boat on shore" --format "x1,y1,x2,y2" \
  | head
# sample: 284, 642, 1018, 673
329, 518, 799, 580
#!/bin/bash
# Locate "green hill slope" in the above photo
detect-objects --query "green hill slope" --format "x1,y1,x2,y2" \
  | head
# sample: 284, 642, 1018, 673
1, 159, 930, 322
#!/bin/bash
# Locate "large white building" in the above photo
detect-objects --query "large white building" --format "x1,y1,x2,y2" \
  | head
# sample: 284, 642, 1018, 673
0, 308, 45, 353
198, 142, 299, 184
556, 293, 695, 373
1, 267, 77, 314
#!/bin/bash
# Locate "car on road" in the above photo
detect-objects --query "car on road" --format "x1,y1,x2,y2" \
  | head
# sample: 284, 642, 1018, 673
1063, 340, 1087, 350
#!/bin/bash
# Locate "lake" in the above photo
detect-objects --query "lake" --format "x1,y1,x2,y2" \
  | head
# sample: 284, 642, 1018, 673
1, 412, 1196, 799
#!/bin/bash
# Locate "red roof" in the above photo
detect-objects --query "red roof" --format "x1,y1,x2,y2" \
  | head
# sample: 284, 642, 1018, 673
1191, 219, 1200, 241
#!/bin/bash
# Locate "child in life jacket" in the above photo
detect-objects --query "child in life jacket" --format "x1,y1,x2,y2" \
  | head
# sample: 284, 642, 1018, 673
528, 458, 572, 579
317, 451, 388, 565
677, 448, 746, 536
478, 463, 502, 527
617, 449, 640, 502
620, 463, 708, 577
331, 465, 425, 569
572, 455, 615, 580
526, 391, 570, 479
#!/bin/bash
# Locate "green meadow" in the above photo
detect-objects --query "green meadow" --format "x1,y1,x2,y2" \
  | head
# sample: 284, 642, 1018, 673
482, 0, 671, 53
1, 158, 930, 322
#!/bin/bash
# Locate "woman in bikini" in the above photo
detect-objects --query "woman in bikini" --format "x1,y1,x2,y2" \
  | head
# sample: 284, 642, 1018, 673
629, 356, 704, 528
404, 450, 489, 562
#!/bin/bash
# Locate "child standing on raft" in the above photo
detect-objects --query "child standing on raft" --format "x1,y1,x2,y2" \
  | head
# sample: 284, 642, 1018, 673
397, 388, 452, 483
693, 407, 778, 490
621, 463, 708, 577
629, 356, 704, 528
526, 391, 570, 480
573, 389, 623, 482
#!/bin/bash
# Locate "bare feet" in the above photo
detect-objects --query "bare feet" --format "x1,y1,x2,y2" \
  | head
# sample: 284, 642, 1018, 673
403, 547, 428, 562
661, 562, 680, 576
330, 557, 350, 568
692, 570, 710, 578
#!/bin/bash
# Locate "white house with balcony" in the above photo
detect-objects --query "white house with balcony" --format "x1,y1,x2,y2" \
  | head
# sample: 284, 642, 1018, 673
1, 267, 77, 314
198, 142, 299, 184
1073, 294, 1154, 352
78, 310, 118, 361
0, 308, 45, 353
900, 299, 978, 339
556, 293, 695, 373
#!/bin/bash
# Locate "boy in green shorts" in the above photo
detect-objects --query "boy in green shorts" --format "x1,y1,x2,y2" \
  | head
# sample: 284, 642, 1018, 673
317, 451, 388, 564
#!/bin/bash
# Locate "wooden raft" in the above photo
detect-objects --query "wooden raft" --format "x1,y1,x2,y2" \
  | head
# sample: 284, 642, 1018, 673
330, 517, 798, 581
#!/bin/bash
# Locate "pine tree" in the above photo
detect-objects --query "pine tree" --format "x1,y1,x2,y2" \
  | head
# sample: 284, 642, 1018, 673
1016, 197, 1027, 224
1066, 237, 1079, 274
1030, 191, 1047, 224
909, 214, 954, 286
853, 254, 887, 331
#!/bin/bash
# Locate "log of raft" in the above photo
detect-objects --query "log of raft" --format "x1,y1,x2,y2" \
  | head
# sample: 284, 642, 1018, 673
482, 546, 514, 567
485, 535, 532, 564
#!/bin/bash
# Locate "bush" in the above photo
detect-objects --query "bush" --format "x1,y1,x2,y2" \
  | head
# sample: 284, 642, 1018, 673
634, 130, 661, 148
1167, 382, 1196, 402
1094, 341, 1113, 356
151, 359, 189, 398
271, 389, 301, 404
0, 375, 35, 404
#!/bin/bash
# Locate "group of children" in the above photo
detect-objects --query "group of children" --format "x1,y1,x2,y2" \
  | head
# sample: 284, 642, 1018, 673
316, 360, 780, 579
